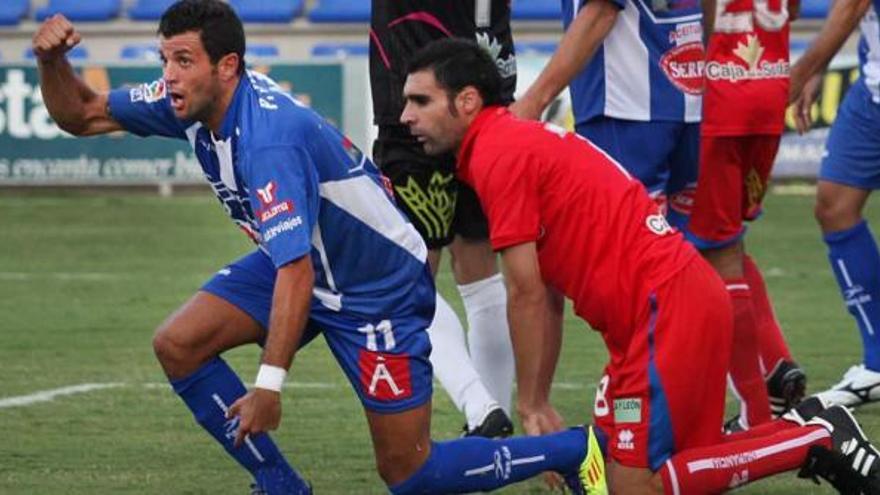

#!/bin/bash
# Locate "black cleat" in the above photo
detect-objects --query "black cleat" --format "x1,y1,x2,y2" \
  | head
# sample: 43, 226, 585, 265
462, 407, 514, 438
766, 360, 807, 418
781, 395, 829, 426
800, 405, 880, 494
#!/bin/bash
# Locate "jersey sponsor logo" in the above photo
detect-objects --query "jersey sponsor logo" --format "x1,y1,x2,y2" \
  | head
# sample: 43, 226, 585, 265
668, 22, 703, 46
729, 470, 749, 488
617, 429, 636, 450
613, 398, 643, 423
660, 43, 705, 95
258, 200, 295, 223
141, 80, 167, 103
706, 36, 789, 82
358, 350, 412, 401
646, 214, 674, 236
256, 181, 277, 205
261, 215, 304, 242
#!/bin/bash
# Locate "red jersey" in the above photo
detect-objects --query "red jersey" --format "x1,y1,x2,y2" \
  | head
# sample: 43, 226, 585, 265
702, 0, 793, 136
457, 107, 697, 350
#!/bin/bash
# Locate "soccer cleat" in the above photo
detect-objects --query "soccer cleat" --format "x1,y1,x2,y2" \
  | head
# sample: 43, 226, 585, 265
766, 360, 807, 417
781, 395, 830, 426
816, 365, 880, 408
564, 425, 608, 495
800, 405, 880, 494
462, 406, 514, 438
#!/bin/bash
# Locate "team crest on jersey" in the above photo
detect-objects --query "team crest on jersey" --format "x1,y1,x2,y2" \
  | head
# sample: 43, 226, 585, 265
358, 350, 412, 401
660, 43, 705, 95
341, 136, 364, 167
646, 214, 674, 236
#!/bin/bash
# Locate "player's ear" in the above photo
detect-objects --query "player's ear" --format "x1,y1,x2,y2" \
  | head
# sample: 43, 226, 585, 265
217, 52, 240, 81
457, 86, 482, 115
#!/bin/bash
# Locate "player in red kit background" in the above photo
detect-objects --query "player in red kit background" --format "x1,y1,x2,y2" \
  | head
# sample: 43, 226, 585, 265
688, 0, 807, 431
401, 37, 880, 494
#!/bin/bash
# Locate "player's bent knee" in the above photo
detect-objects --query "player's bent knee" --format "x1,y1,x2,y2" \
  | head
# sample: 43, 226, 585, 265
814, 196, 860, 233
375, 447, 428, 487
152, 326, 201, 379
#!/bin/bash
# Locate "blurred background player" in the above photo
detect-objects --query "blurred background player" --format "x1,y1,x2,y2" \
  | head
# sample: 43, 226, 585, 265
510, 0, 704, 231
32, 2, 604, 493
401, 38, 880, 494
370, 0, 516, 436
789, 0, 880, 407
688, 0, 807, 431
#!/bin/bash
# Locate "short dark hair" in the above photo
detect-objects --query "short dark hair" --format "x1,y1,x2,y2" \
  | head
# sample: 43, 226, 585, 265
407, 38, 503, 107
159, 0, 246, 75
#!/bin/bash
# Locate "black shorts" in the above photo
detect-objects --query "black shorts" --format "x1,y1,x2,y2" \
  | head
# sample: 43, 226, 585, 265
373, 125, 489, 249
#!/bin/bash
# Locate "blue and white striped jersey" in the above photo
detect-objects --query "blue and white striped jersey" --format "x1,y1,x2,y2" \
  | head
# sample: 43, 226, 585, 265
107, 71, 430, 316
562, 0, 705, 124
859, 0, 880, 102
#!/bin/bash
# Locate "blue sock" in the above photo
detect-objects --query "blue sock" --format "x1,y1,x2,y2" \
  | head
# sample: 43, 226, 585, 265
389, 428, 586, 494
825, 220, 880, 370
170, 357, 310, 494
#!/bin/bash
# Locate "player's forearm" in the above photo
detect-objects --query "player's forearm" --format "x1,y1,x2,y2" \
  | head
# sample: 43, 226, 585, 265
793, 0, 869, 78
37, 58, 103, 136
535, 288, 564, 402
263, 256, 314, 371
701, 0, 716, 40
507, 284, 557, 413
518, 0, 618, 113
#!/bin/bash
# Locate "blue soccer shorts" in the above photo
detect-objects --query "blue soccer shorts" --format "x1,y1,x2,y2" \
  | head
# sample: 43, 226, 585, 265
820, 78, 880, 190
201, 249, 434, 414
576, 117, 700, 227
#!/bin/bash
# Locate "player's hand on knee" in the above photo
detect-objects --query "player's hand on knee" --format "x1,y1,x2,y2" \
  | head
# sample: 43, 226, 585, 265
227, 388, 282, 448
32, 14, 81, 63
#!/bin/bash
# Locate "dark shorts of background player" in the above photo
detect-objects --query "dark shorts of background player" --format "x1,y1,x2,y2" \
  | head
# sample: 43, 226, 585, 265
373, 124, 490, 250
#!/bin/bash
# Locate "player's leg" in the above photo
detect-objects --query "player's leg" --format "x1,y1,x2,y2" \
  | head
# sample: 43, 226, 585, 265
599, 262, 840, 494
689, 135, 771, 430
375, 124, 505, 434
318, 298, 593, 493
813, 82, 880, 406
450, 184, 515, 422
152, 250, 310, 494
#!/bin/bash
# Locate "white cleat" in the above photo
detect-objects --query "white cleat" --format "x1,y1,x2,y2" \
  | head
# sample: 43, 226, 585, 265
816, 364, 880, 408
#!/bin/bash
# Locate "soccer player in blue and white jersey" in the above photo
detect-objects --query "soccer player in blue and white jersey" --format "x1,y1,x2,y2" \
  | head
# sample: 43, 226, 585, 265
32, 1, 603, 493
790, 0, 880, 407
511, 0, 705, 230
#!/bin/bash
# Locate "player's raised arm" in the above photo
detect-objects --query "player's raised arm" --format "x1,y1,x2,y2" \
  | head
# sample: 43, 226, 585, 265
33, 14, 122, 136
508, 0, 619, 121
789, 0, 871, 103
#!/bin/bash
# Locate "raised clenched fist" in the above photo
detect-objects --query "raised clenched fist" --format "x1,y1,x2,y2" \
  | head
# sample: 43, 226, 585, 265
32, 14, 82, 63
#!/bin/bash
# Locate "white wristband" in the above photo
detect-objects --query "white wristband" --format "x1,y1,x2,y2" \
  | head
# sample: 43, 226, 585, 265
254, 364, 287, 392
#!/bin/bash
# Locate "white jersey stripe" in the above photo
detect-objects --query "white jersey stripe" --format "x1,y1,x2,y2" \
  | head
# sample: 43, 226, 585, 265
604, 2, 651, 121
319, 175, 428, 263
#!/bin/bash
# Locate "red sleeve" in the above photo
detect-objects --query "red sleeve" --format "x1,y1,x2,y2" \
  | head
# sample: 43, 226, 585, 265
471, 151, 542, 251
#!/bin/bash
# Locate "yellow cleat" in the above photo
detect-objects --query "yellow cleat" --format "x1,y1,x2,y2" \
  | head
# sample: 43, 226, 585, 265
565, 425, 608, 495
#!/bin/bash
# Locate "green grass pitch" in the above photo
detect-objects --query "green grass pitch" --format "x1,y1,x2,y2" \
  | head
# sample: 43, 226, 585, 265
0, 188, 878, 494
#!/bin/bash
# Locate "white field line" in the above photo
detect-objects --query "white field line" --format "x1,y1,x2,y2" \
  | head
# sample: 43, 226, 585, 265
0, 383, 124, 409
0, 381, 593, 410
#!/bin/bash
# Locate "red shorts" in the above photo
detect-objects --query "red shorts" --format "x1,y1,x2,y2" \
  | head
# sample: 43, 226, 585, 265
687, 135, 781, 248
592, 259, 732, 470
